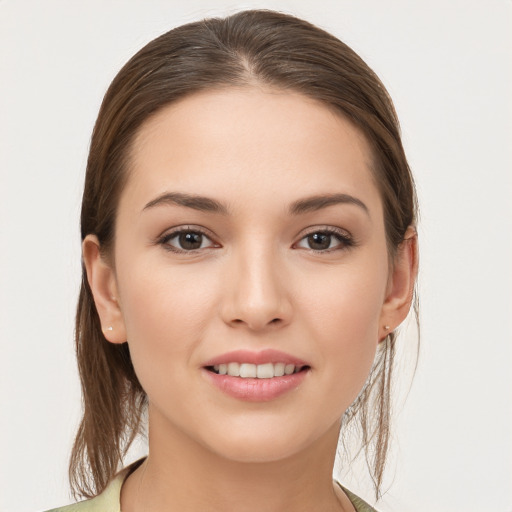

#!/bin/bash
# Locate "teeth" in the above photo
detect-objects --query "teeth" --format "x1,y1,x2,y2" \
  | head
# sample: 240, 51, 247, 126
211, 362, 304, 378
284, 364, 295, 375
227, 362, 240, 376
274, 362, 285, 377
256, 363, 274, 379
239, 363, 257, 378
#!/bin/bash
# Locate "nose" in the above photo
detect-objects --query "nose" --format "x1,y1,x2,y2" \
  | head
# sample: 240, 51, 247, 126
220, 244, 292, 331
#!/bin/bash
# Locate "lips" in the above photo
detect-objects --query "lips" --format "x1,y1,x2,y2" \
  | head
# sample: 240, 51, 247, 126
202, 349, 310, 401
203, 348, 308, 367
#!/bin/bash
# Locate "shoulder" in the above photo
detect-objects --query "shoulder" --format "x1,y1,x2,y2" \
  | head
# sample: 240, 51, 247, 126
43, 484, 120, 512
43, 495, 109, 512
43, 460, 142, 512
336, 482, 380, 512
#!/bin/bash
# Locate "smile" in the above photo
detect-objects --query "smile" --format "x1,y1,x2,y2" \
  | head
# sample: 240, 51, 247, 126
208, 362, 307, 379
202, 350, 311, 401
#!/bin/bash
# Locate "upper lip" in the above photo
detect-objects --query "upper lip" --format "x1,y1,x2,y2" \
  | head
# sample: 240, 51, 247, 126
202, 349, 308, 367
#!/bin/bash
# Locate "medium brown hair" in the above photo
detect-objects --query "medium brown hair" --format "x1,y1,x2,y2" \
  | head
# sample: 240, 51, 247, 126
70, 9, 418, 500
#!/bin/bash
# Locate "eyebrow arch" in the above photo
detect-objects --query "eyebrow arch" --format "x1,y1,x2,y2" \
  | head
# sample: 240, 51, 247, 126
142, 192, 229, 214
142, 191, 369, 217
289, 193, 369, 216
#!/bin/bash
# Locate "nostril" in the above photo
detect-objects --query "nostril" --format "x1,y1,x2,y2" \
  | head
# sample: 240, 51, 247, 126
228, 317, 285, 330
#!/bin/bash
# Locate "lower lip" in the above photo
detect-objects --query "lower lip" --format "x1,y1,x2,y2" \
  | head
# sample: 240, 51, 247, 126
203, 369, 309, 402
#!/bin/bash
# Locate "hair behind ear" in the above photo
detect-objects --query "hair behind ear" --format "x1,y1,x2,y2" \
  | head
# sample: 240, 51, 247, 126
69, 277, 146, 499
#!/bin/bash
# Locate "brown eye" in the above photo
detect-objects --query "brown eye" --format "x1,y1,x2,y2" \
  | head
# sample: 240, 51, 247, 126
161, 230, 216, 252
306, 233, 331, 250
178, 232, 203, 250
295, 229, 353, 252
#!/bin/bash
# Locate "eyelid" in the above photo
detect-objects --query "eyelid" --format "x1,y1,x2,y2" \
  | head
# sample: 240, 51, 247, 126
156, 225, 220, 253
293, 225, 355, 251
154, 224, 355, 253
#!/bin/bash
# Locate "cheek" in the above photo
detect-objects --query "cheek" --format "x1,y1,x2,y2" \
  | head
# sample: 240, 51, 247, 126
114, 257, 221, 373
302, 257, 387, 339
299, 260, 388, 399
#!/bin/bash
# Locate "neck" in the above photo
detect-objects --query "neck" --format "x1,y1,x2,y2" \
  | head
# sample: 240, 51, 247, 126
121, 409, 352, 512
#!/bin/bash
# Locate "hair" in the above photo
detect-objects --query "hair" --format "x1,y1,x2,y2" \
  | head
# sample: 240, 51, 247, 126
70, 9, 418, 501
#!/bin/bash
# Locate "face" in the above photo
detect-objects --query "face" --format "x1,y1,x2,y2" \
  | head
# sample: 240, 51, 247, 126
93, 88, 400, 463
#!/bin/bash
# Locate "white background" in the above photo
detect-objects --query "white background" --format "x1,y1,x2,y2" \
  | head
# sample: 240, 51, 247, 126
1, 1, 511, 511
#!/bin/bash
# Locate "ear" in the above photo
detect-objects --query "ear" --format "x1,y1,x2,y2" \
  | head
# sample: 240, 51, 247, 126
379, 226, 418, 341
82, 234, 127, 344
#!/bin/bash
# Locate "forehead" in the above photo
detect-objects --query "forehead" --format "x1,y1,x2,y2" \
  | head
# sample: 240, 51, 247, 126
124, 87, 381, 215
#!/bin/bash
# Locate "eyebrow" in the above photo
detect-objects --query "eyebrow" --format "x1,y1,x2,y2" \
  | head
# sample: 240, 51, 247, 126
142, 191, 369, 217
143, 192, 229, 214
289, 193, 369, 216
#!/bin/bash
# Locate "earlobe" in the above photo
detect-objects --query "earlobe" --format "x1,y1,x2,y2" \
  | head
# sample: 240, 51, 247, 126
379, 227, 418, 340
82, 234, 127, 344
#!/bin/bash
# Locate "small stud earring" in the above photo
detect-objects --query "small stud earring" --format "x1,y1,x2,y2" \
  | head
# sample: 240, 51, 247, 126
103, 326, 113, 332
384, 325, 390, 330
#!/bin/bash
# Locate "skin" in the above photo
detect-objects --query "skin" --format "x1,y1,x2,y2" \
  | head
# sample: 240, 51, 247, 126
84, 87, 417, 512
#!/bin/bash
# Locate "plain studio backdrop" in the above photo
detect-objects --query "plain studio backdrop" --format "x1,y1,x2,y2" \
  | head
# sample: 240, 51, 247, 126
1, 1, 511, 511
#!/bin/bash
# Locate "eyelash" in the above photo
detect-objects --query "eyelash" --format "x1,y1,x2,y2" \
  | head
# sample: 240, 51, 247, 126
294, 227, 355, 253
156, 226, 355, 254
157, 226, 217, 254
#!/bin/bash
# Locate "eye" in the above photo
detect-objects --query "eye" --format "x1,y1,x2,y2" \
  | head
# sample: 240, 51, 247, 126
159, 228, 217, 252
295, 229, 353, 252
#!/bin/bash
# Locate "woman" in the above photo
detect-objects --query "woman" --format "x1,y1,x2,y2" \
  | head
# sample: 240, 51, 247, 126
49, 9, 418, 512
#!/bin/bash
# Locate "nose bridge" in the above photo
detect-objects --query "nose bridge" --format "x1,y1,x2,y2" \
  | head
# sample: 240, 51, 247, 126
223, 235, 291, 330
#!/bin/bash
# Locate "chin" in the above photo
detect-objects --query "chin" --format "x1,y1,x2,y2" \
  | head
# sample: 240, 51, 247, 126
199, 419, 334, 465
208, 437, 306, 464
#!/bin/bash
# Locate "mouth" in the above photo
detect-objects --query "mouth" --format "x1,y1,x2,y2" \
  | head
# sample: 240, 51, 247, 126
202, 349, 311, 401
206, 362, 310, 379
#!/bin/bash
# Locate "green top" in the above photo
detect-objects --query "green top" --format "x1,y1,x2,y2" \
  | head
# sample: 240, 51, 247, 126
46, 461, 377, 512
